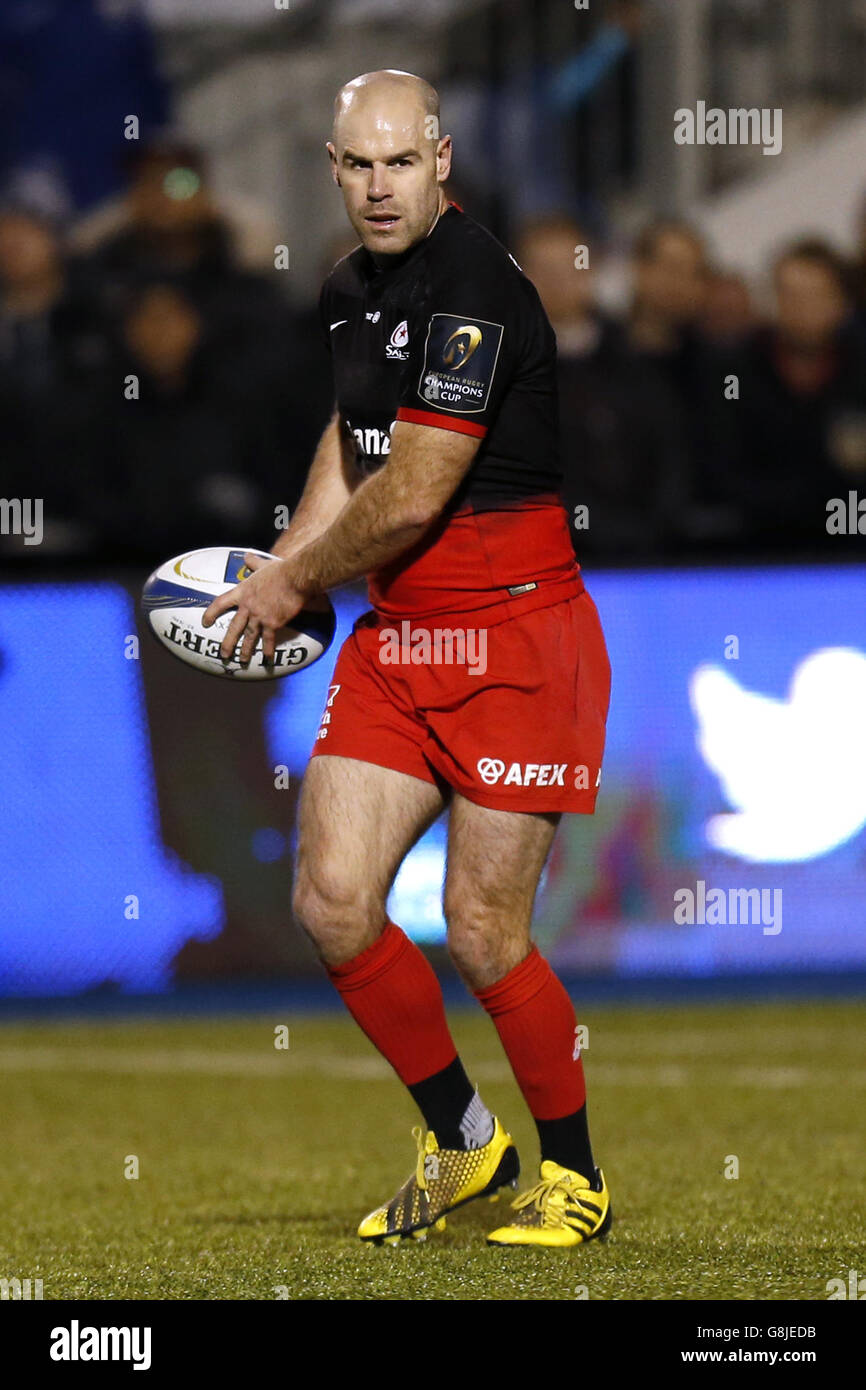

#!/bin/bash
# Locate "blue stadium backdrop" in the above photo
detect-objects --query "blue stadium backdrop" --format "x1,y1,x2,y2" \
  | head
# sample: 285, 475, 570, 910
1, 565, 865, 995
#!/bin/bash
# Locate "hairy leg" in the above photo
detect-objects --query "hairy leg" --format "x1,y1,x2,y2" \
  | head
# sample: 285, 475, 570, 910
292, 754, 446, 964
443, 794, 559, 989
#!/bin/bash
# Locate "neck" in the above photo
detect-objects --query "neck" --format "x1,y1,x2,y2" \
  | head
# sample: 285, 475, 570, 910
425, 189, 449, 237
368, 191, 449, 270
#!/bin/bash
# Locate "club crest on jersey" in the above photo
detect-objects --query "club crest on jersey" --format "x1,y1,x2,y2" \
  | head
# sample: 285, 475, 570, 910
385, 319, 410, 359
418, 313, 504, 413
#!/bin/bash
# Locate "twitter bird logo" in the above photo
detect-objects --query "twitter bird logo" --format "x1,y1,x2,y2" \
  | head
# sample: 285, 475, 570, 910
690, 647, 866, 862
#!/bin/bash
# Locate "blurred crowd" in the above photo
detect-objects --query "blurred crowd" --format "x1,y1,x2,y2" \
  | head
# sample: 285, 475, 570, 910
0, 139, 332, 565
518, 214, 866, 561
2, 134, 866, 567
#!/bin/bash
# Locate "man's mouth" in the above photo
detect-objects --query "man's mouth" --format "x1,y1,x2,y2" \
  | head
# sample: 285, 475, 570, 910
365, 212, 400, 227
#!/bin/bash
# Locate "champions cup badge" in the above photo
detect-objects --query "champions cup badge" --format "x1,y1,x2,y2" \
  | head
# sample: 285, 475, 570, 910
442, 324, 482, 369
418, 313, 504, 412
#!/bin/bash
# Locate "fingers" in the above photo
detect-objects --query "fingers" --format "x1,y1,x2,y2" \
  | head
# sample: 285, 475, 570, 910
201, 562, 281, 666
201, 587, 251, 664
260, 625, 277, 663
239, 618, 261, 666
202, 587, 239, 629
220, 607, 249, 662
237, 621, 276, 668
221, 613, 277, 668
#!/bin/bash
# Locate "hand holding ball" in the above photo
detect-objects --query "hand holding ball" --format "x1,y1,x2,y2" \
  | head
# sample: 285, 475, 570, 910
141, 547, 335, 681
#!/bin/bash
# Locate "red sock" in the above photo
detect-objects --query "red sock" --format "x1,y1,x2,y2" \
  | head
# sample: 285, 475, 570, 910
473, 945, 586, 1120
325, 921, 457, 1086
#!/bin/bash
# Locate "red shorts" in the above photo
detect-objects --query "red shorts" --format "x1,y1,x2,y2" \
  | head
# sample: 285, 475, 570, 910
310, 590, 611, 813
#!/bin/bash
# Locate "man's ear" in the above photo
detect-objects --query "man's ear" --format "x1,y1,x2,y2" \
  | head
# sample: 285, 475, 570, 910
326, 141, 341, 187
436, 134, 452, 184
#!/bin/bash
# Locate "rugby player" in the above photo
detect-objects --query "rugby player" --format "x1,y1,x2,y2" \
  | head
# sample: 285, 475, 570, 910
203, 69, 612, 1248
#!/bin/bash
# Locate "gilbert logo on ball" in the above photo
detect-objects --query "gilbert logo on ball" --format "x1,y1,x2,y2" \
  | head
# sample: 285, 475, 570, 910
141, 547, 336, 680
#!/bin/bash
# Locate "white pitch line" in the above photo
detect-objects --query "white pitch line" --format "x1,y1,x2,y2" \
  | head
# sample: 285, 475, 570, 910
0, 1048, 863, 1088
0, 1047, 389, 1080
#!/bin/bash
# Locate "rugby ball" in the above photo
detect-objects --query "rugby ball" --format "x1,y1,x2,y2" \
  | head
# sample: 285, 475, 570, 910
141, 546, 336, 680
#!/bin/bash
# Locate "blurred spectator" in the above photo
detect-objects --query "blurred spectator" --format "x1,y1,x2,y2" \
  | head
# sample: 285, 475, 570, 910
627, 219, 709, 369
699, 269, 756, 351
0, 204, 112, 555
711, 238, 866, 552
72, 136, 327, 533
72, 142, 282, 277
78, 138, 305, 419
0, 137, 324, 567
0, 206, 109, 390
516, 214, 690, 560
91, 279, 307, 563
79, 140, 240, 308
627, 219, 746, 546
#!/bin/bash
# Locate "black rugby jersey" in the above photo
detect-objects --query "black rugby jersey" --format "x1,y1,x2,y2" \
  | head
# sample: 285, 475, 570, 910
318, 201, 582, 620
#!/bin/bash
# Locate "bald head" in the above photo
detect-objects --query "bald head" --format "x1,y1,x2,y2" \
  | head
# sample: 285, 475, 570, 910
333, 70, 439, 142
327, 69, 450, 258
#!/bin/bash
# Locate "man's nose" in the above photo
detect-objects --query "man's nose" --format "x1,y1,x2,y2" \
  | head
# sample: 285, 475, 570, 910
368, 163, 392, 199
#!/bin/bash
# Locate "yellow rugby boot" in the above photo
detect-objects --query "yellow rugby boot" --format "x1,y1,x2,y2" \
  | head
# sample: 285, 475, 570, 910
487, 1160, 612, 1247
358, 1117, 519, 1244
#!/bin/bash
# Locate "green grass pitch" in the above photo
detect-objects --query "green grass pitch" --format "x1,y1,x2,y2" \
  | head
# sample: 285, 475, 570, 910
0, 999, 863, 1300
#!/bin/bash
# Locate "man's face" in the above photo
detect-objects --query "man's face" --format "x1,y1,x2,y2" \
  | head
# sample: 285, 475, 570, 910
327, 91, 450, 256
775, 258, 848, 349
636, 230, 707, 325
124, 286, 201, 378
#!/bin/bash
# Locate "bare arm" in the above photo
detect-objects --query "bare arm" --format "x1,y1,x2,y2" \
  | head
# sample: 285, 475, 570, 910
288, 420, 480, 594
270, 409, 360, 560
204, 420, 481, 661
